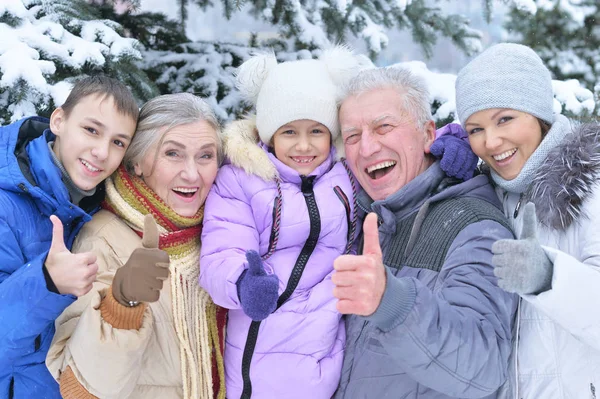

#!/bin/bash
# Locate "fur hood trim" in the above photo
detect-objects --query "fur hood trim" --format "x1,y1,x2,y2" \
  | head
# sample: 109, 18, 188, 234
222, 116, 278, 182
526, 122, 600, 230
222, 116, 347, 182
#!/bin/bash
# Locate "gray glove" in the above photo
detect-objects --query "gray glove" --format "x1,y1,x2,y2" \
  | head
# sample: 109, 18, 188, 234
492, 203, 553, 295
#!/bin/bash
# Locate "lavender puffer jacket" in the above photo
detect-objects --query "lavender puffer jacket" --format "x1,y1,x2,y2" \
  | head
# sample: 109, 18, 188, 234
200, 119, 356, 399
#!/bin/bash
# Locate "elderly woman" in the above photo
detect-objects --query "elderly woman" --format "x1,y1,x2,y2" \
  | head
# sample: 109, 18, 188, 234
46, 93, 226, 399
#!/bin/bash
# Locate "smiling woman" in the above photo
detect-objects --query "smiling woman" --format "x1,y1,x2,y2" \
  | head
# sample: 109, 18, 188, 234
130, 121, 219, 217
47, 93, 227, 399
455, 42, 600, 399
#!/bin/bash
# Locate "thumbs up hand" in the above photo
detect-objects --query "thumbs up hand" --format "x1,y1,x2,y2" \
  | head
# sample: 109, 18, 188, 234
332, 213, 387, 316
492, 203, 553, 295
45, 215, 98, 297
236, 250, 279, 321
112, 215, 170, 306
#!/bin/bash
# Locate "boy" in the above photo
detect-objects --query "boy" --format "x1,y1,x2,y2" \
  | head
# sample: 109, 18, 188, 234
0, 75, 139, 398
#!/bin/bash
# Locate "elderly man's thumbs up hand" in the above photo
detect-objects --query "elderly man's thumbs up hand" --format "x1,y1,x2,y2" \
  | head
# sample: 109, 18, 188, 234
332, 213, 387, 316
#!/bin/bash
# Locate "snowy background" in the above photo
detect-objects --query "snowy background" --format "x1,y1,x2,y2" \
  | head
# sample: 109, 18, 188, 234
0, 0, 597, 125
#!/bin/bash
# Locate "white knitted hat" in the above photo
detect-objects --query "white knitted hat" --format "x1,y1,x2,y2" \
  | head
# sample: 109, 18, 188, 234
455, 43, 555, 126
236, 46, 363, 144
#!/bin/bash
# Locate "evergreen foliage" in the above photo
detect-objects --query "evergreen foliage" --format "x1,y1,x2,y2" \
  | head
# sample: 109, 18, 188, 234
0, 0, 157, 124
1, 0, 596, 125
504, 0, 600, 115
190, 0, 483, 58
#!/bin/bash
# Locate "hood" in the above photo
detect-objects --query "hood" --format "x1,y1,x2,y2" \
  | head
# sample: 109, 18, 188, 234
0, 117, 50, 193
222, 116, 342, 183
525, 122, 600, 230
222, 116, 278, 181
0, 116, 103, 217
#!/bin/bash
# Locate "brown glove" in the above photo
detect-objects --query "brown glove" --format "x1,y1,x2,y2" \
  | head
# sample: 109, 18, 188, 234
112, 215, 170, 306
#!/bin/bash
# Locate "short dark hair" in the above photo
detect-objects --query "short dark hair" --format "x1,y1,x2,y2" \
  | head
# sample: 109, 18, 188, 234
60, 75, 139, 122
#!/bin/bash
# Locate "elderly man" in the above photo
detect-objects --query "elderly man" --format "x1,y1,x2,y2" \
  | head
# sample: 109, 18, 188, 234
332, 67, 517, 398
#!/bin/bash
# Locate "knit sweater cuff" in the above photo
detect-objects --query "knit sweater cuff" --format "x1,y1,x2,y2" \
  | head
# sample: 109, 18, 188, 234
365, 267, 416, 332
59, 366, 98, 399
99, 286, 147, 330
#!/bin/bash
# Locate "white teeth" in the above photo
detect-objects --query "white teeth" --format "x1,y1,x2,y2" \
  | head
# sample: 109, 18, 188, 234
292, 157, 315, 164
173, 187, 198, 194
493, 149, 517, 161
80, 159, 99, 172
366, 161, 396, 174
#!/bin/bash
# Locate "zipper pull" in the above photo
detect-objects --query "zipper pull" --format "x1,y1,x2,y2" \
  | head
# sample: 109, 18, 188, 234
513, 193, 525, 219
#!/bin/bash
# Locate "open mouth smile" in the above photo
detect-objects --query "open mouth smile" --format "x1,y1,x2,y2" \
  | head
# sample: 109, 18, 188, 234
80, 159, 102, 174
366, 161, 397, 179
172, 187, 198, 199
291, 156, 316, 164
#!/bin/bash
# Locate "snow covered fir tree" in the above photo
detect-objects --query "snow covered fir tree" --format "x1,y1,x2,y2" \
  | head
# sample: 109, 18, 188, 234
505, 0, 600, 116
0, 0, 157, 124
0, 0, 596, 125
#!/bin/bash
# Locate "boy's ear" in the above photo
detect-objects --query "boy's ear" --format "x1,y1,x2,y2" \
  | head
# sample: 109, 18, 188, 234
49, 107, 66, 137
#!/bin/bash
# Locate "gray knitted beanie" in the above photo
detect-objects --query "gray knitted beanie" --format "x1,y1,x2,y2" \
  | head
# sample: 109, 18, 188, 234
455, 43, 555, 127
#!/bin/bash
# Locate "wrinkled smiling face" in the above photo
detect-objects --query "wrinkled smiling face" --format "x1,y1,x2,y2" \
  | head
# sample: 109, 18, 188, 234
339, 88, 435, 201
134, 121, 219, 217
50, 94, 136, 191
272, 119, 331, 175
465, 108, 543, 181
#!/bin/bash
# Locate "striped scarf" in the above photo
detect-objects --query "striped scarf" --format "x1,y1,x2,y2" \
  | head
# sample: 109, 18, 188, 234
103, 165, 225, 399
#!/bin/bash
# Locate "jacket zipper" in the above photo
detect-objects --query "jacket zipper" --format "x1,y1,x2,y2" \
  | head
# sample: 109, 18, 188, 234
513, 192, 525, 219
240, 176, 322, 399
8, 377, 14, 399
334, 186, 352, 253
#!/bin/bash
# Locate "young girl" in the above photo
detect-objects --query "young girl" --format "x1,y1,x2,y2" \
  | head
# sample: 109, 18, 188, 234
455, 43, 600, 398
200, 47, 476, 399
199, 47, 361, 399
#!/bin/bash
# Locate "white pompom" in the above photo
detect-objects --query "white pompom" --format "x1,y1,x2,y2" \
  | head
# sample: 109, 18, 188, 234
320, 45, 371, 89
236, 52, 278, 105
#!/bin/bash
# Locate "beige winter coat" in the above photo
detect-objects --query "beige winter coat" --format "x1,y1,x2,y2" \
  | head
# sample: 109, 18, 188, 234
46, 210, 185, 398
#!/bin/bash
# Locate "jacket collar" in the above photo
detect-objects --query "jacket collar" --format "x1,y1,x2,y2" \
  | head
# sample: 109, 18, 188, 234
222, 116, 337, 184
525, 121, 600, 230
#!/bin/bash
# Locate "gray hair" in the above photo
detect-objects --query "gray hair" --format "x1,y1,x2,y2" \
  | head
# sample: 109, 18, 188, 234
340, 67, 433, 128
123, 93, 223, 174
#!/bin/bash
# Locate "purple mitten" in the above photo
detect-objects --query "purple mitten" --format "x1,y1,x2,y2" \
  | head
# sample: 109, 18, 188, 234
431, 123, 478, 181
237, 250, 279, 321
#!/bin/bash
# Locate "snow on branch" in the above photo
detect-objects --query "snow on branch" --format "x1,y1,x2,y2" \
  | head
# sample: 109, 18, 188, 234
0, 0, 144, 123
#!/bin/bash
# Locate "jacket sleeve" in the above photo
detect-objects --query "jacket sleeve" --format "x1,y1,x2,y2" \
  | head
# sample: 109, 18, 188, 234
365, 220, 517, 398
521, 189, 600, 350
199, 166, 261, 309
46, 235, 154, 399
0, 218, 74, 367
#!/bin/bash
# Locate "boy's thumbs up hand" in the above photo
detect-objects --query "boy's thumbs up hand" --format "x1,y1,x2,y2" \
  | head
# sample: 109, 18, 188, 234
332, 213, 387, 316
112, 215, 170, 306
45, 215, 98, 297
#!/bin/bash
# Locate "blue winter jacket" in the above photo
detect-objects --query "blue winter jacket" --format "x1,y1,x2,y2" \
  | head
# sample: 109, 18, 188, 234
335, 162, 518, 399
0, 117, 102, 399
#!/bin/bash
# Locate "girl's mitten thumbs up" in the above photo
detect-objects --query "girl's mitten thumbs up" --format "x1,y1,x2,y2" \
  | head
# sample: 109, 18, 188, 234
237, 250, 279, 321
